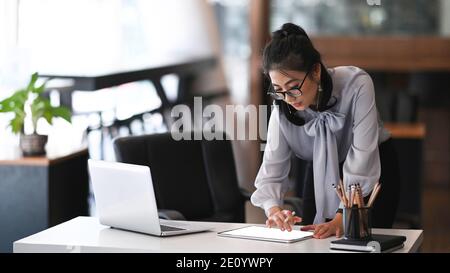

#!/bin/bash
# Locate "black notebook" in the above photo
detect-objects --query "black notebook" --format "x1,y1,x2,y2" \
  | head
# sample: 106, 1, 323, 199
330, 234, 407, 253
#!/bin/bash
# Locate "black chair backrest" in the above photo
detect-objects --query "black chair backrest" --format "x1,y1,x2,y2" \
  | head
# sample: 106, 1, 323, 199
113, 132, 245, 222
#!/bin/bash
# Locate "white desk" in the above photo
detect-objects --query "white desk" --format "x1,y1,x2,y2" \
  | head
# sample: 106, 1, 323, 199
14, 217, 423, 253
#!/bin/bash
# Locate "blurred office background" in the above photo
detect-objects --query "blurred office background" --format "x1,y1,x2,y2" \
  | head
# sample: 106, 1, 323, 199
0, 0, 449, 252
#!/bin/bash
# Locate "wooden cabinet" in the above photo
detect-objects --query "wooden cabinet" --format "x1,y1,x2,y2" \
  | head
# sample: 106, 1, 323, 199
0, 148, 89, 253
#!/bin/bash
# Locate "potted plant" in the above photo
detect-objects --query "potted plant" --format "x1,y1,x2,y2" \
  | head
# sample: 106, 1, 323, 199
0, 72, 72, 156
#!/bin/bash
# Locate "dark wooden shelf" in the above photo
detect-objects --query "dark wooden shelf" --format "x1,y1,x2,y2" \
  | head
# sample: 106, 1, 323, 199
384, 122, 426, 139
312, 36, 450, 72
0, 147, 88, 166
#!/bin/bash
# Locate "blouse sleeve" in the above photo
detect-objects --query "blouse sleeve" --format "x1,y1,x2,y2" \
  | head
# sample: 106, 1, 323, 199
343, 74, 381, 198
250, 106, 292, 217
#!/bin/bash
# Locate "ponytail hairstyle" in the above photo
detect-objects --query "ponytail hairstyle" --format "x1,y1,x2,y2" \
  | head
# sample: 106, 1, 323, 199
262, 23, 336, 126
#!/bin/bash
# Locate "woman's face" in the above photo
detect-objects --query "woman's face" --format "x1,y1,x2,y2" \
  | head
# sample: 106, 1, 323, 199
269, 64, 321, 111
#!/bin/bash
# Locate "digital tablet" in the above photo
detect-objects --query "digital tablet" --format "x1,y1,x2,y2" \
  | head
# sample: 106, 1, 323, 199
217, 226, 313, 243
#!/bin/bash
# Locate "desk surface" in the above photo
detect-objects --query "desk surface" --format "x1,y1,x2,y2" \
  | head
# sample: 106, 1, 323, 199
14, 217, 423, 253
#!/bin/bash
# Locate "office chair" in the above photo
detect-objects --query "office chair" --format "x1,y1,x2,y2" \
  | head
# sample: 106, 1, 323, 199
375, 90, 422, 228
113, 132, 303, 223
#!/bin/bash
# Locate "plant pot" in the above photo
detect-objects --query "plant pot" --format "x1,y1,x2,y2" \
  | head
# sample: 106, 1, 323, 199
19, 134, 48, 156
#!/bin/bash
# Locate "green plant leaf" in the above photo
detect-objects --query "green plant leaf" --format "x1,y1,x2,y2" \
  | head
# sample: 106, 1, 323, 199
11, 89, 28, 102
9, 115, 25, 134
0, 88, 28, 134
26, 72, 39, 92
30, 96, 51, 132
43, 110, 53, 125
0, 90, 28, 113
51, 106, 72, 123
0, 99, 8, 112
0, 72, 68, 134
33, 82, 46, 94
30, 99, 45, 112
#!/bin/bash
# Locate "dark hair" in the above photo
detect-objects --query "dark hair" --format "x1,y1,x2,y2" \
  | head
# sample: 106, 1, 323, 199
262, 23, 336, 126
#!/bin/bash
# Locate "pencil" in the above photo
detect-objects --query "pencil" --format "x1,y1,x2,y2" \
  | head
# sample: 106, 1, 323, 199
348, 185, 352, 207
351, 185, 357, 206
355, 189, 362, 208
339, 180, 349, 207
368, 182, 380, 205
333, 184, 346, 205
368, 184, 382, 207
356, 183, 364, 208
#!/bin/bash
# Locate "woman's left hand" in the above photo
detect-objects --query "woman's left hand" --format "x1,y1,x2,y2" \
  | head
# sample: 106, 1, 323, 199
300, 213, 343, 239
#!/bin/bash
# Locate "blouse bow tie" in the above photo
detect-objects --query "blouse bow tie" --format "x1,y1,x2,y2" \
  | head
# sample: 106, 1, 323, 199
304, 111, 346, 224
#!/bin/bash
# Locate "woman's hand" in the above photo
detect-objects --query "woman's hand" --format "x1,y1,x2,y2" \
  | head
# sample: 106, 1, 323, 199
300, 213, 343, 239
266, 206, 302, 232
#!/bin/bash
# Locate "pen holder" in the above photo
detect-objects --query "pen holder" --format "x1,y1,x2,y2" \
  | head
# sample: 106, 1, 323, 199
343, 206, 372, 240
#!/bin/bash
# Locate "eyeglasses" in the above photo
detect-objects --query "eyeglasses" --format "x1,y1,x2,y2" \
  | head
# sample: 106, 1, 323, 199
267, 69, 311, 101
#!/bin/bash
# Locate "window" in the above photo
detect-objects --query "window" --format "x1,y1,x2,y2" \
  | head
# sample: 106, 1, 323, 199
271, 0, 442, 36
210, 0, 250, 103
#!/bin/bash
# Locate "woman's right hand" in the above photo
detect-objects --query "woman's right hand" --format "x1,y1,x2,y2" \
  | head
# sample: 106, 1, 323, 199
266, 206, 302, 232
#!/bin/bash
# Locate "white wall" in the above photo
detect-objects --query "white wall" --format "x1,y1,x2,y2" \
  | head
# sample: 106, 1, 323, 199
137, 0, 227, 94
0, 0, 26, 91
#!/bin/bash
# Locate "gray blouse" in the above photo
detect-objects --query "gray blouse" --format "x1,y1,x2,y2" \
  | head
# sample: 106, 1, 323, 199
250, 66, 390, 224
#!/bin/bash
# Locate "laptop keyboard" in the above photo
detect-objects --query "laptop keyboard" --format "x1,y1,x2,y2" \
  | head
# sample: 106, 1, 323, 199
160, 225, 186, 232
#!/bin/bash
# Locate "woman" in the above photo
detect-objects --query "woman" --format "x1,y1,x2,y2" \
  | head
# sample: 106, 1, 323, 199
250, 23, 400, 239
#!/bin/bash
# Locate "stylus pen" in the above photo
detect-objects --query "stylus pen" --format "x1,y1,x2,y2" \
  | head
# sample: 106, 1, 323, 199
284, 211, 296, 223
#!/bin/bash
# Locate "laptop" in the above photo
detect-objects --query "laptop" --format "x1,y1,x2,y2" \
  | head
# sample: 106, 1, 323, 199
88, 159, 210, 237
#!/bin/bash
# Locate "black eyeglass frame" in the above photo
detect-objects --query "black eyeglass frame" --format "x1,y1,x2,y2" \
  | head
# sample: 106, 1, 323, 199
267, 68, 311, 101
